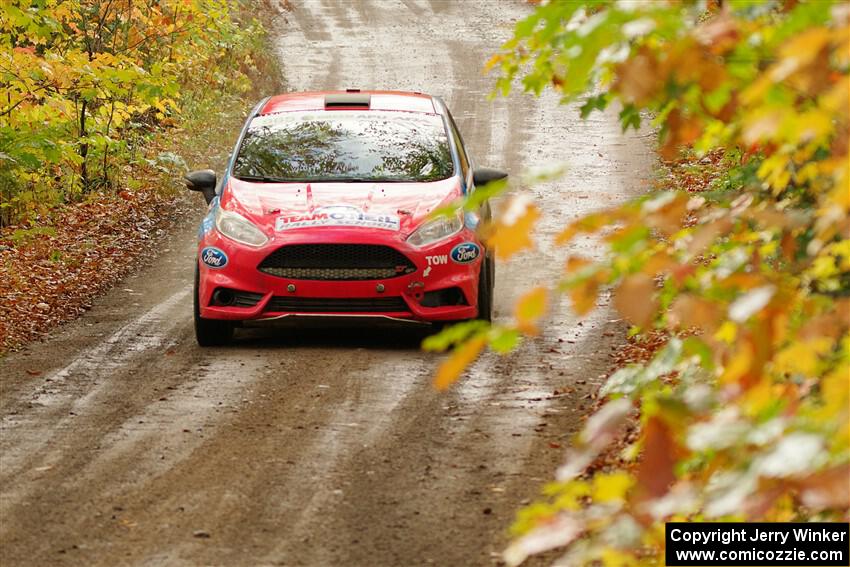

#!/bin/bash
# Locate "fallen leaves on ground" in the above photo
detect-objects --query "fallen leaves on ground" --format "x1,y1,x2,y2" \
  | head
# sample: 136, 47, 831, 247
0, 189, 191, 353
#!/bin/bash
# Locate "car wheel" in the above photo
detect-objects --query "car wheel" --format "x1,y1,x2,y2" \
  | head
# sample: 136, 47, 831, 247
477, 255, 494, 322
194, 264, 234, 346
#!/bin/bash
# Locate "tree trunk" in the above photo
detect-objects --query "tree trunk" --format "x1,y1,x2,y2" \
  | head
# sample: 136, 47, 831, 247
79, 99, 88, 192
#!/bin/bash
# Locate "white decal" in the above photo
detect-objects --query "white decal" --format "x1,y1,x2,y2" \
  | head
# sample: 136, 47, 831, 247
423, 266, 432, 278
425, 255, 448, 266
276, 205, 400, 231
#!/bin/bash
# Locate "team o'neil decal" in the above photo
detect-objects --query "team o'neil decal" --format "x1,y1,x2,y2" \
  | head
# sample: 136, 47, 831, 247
201, 246, 228, 269
450, 242, 480, 264
275, 205, 400, 231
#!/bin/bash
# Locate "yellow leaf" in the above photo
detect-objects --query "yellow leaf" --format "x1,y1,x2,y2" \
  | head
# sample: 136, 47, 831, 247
742, 109, 783, 145
820, 361, 850, 422
777, 27, 831, 68
433, 335, 487, 391
741, 378, 774, 415
515, 287, 549, 334
793, 110, 832, 144
719, 340, 752, 384
553, 480, 591, 511
592, 472, 633, 503
822, 76, 849, 114
601, 548, 637, 567
483, 53, 503, 73
773, 338, 833, 377
714, 320, 737, 344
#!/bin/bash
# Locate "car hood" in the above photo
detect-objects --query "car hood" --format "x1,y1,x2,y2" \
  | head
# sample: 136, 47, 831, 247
220, 177, 462, 236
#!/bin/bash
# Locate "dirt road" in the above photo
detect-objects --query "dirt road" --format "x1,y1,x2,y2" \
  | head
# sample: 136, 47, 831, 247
0, 1, 653, 565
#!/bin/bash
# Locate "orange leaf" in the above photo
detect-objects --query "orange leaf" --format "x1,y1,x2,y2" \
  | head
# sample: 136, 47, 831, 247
660, 110, 703, 161
669, 295, 722, 332
641, 251, 677, 276
555, 223, 579, 245
694, 11, 739, 54
515, 287, 549, 334
486, 196, 540, 260
634, 416, 680, 502
564, 255, 592, 274
613, 273, 657, 327
433, 335, 487, 391
569, 276, 600, 316
614, 47, 661, 105
796, 464, 850, 511
687, 218, 732, 256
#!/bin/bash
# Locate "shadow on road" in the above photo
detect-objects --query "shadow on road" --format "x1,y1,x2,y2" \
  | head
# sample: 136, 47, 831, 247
232, 319, 438, 350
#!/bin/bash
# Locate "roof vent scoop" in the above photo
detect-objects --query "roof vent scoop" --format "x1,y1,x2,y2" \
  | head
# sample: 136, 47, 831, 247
324, 93, 371, 109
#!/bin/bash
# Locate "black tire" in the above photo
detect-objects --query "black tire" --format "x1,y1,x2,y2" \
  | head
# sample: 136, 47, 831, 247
488, 251, 495, 290
194, 264, 234, 346
477, 254, 494, 322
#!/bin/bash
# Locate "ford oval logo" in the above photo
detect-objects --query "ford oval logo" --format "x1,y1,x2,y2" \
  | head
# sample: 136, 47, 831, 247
201, 246, 228, 269
450, 242, 480, 264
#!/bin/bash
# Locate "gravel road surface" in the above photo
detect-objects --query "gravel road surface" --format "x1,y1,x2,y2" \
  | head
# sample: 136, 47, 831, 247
0, 1, 653, 565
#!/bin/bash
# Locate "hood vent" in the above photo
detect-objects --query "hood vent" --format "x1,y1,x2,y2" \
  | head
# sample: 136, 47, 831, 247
324, 93, 371, 109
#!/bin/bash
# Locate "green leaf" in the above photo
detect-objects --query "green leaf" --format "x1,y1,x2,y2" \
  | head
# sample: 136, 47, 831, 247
422, 320, 489, 352
618, 104, 641, 132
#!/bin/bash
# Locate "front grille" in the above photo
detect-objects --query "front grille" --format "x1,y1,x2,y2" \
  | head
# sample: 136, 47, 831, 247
258, 244, 416, 281
265, 296, 409, 313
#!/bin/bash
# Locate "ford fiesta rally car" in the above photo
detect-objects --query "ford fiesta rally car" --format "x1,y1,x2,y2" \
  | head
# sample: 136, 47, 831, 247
184, 90, 506, 346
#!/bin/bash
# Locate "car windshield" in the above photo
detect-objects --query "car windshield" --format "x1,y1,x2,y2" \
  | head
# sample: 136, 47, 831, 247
231, 111, 454, 183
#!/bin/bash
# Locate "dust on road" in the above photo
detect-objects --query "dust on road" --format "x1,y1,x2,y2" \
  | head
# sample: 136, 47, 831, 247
0, 1, 654, 565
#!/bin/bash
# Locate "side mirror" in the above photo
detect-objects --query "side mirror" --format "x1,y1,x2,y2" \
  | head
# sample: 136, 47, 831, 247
472, 167, 508, 187
184, 169, 217, 205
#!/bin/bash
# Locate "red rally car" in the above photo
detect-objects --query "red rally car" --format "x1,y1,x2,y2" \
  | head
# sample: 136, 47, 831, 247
184, 90, 506, 346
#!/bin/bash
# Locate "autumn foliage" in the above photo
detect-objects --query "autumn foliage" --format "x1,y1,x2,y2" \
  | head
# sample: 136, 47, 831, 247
430, 1, 849, 564
0, 0, 271, 226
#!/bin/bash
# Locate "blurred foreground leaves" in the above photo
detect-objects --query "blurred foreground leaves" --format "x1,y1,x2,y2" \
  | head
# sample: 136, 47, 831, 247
435, 1, 850, 564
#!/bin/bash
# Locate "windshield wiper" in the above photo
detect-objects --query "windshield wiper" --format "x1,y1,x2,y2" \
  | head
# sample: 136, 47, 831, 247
233, 174, 294, 183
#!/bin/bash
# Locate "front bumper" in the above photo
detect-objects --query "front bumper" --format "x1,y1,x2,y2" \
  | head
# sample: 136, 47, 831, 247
197, 228, 482, 323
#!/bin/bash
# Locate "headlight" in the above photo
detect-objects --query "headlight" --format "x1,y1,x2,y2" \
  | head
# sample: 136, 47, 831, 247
407, 210, 463, 247
215, 207, 268, 247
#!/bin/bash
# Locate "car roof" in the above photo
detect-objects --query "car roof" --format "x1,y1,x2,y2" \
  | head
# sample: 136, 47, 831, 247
258, 90, 438, 115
